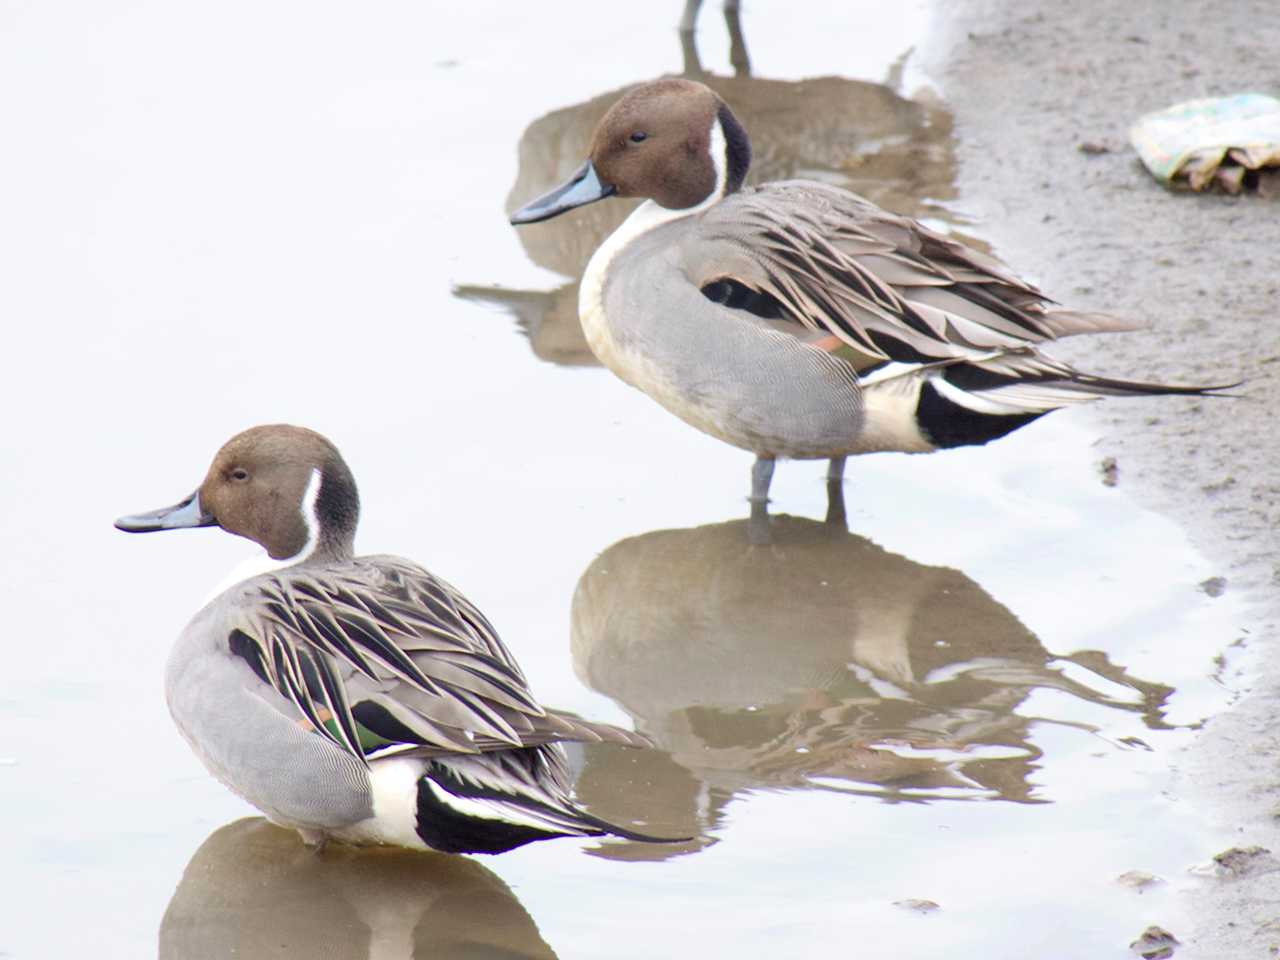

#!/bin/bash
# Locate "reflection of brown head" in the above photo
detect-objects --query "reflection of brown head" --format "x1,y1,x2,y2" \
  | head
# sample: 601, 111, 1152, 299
503, 75, 958, 282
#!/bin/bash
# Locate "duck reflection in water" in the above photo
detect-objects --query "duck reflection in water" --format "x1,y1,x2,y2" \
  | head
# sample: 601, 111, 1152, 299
457, 12, 957, 365
160, 818, 558, 960
569, 516, 1174, 859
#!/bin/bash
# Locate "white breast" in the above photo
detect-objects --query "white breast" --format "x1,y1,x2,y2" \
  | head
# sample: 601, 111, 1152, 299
579, 199, 686, 378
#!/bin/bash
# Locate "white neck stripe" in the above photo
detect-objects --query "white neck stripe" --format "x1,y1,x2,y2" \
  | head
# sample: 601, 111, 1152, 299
289, 467, 323, 563
197, 467, 325, 601
705, 113, 729, 207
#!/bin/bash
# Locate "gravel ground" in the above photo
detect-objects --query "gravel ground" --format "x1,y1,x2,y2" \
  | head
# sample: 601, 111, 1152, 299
925, 3, 1280, 956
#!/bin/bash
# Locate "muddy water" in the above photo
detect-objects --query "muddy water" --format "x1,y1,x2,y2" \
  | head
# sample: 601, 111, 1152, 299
0, 1, 1249, 957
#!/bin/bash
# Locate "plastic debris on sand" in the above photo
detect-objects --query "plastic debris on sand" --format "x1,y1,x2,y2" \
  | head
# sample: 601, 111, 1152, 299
1130, 93, 1280, 194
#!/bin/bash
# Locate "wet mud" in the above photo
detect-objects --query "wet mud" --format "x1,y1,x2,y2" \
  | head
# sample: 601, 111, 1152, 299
926, 2, 1280, 955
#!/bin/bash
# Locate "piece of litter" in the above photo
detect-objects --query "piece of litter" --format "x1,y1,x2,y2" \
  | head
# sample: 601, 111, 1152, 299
1130, 93, 1280, 193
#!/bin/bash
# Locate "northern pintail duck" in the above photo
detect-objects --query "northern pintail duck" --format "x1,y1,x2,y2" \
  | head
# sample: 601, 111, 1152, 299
116, 425, 677, 854
511, 78, 1229, 541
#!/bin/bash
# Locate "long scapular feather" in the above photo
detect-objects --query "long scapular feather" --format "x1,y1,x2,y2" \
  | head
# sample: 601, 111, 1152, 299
270, 634, 338, 752
229, 564, 651, 767
305, 648, 363, 758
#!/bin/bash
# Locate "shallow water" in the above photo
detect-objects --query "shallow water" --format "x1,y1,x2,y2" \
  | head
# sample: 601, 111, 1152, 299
0, 1, 1252, 957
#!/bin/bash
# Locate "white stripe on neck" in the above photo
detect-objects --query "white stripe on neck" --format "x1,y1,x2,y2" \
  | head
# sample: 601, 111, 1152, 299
199, 467, 323, 604
706, 112, 729, 204
289, 466, 323, 564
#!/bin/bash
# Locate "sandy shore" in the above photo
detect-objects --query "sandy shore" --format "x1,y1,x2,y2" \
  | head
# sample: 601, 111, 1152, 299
927, 2, 1279, 954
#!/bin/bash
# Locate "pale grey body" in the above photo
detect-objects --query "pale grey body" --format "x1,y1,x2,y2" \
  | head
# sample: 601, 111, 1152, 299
593, 212, 870, 459
578, 179, 1159, 464
166, 579, 374, 834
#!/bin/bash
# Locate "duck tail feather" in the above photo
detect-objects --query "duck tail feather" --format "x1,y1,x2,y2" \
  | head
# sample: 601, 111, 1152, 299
539, 708, 655, 749
415, 748, 689, 853
1039, 308, 1148, 338
1062, 371, 1243, 398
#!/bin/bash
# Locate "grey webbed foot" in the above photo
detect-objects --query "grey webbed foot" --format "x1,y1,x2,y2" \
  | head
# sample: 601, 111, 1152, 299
298, 828, 329, 855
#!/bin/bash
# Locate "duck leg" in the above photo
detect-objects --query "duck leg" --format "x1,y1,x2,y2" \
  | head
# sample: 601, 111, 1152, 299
678, 0, 704, 75
748, 455, 775, 545
825, 456, 847, 529
724, 0, 751, 77
678, 0, 702, 31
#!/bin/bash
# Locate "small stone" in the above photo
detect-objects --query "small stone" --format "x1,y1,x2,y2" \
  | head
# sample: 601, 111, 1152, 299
1130, 926, 1179, 959
1079, 141, 1111, 155
1117, 869, 1164, 891
1213, 845, 1280, 878
1100, 456, 1119, 486
893, 899, 940, 914
1199, 577, 1228, 598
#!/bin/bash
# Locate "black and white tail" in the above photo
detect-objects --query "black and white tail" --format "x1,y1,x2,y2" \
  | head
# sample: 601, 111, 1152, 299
857, 347, 1237, 453
912, 358, 1235, 450
413, 746, 687, 855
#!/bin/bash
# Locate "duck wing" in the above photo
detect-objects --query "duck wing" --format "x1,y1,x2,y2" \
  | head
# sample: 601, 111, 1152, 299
688, 180, 1142, 374
229, 556, 651, 765
679, 181, 1233, 420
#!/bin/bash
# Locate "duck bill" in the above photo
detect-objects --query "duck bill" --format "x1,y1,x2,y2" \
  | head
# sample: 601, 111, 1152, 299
510, 160, 616, 225
115, 490, 216, 533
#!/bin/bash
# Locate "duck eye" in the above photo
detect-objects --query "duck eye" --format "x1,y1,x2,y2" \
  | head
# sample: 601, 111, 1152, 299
629, 131, 647, 143
230, 468, 249, 482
